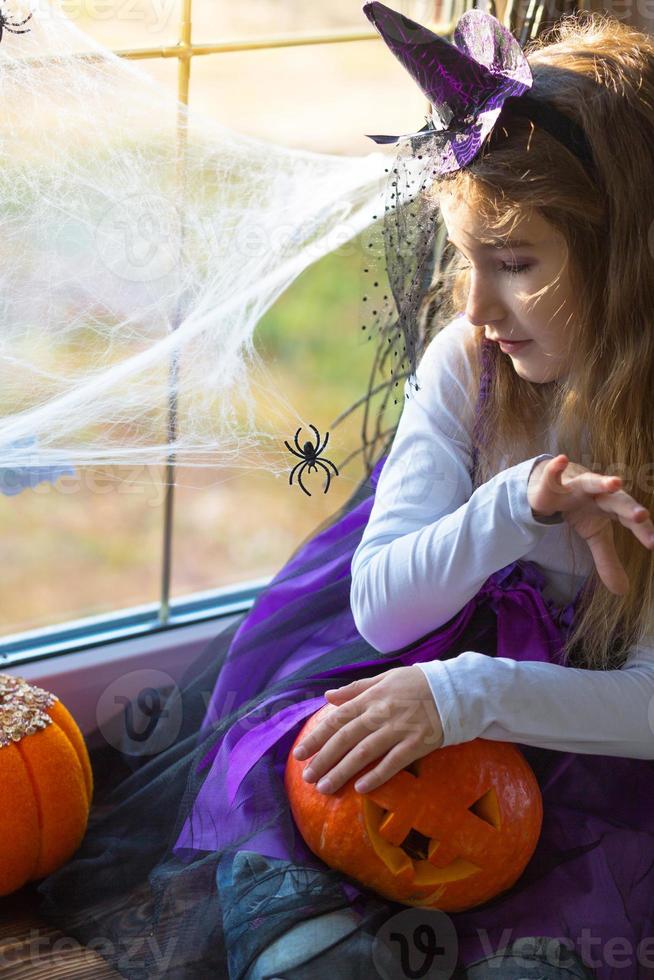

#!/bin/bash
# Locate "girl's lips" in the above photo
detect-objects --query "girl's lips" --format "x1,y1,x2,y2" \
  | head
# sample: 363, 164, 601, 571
498, 339, 531, 352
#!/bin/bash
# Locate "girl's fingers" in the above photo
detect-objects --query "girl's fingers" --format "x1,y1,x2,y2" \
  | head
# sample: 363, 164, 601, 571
295, 677, 391, 760
545, 455, 566, 481
542, 455, 570, 498
584, 526, 630, 595
590, 490, 654, 549
324, 687, 358, 703
594, 489, 648, 522
354, 740, 421, 794
315, 728, 400, 795
574, 471, 621, 495
292, 701, 358, 760
307, 726, 392, 794
569, 471, 654, 537
297, 700, 385, 773
324, 674, 384, 702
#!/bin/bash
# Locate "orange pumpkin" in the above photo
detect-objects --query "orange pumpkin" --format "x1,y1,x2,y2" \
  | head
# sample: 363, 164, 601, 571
0, 673, 93, 897
285, 704, 542, 912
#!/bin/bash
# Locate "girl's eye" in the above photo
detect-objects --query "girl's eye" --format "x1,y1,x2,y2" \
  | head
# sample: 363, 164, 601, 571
502, 263, 531, 275
459, 260, 531, 275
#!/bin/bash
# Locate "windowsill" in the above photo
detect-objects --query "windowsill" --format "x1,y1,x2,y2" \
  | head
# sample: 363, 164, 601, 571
1, 581, 272, 747
0, 576, 272, 667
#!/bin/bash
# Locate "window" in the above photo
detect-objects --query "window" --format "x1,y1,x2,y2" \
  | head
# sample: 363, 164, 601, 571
0, 1, 451, 660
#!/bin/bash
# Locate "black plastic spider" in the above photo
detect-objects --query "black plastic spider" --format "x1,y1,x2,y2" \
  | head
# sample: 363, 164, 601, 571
0, 5, 32, 43
284, 423, 338, 497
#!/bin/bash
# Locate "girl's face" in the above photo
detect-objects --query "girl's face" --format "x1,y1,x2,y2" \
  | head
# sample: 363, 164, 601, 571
439, 193, 577, 383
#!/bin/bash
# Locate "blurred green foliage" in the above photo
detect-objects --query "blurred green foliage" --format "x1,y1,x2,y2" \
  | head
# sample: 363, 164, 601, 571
257, 242, 373, 397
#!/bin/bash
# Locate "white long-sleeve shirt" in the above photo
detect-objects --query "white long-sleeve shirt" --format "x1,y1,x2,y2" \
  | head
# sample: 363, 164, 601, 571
350, 313, 654, 760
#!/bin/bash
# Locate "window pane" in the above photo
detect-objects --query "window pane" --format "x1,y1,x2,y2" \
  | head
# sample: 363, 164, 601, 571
126, 53, 182, 100
171, 10, 417, 596
1, 2, 424, 640
189, 38, 428, 155
192, 1, 442, 38
0, 466, 166, 638
0, 83, 179, 640
60, 0, 181, 49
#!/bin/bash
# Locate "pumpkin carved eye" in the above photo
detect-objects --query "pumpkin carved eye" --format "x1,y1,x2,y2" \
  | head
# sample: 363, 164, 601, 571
391, 758, 501, 865
468, 786, 501, 830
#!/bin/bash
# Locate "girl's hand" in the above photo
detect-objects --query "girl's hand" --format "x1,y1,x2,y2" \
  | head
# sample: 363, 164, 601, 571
291, 665, 444, 795
527, 454, 654, 595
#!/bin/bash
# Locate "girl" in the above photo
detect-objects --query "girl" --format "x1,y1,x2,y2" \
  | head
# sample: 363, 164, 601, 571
36, 5, 654, 980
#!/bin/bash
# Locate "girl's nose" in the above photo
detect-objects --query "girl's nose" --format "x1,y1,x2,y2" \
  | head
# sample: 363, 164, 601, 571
465, 270, 506, 328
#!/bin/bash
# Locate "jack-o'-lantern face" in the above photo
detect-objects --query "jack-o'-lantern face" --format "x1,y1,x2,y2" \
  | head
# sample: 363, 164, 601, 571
361, 757, 502, 895
285, 707, 542, 912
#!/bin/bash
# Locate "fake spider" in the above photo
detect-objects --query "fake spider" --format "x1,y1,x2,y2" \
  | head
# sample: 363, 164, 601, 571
284, 423, 338, 497
0, 5, 33, 43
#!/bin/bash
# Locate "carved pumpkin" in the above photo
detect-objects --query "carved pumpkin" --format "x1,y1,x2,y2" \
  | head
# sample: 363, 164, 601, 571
285, 704, 542, 911
0, 673, 93, 897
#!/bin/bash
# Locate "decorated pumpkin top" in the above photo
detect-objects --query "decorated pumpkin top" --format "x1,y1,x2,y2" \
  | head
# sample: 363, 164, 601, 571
0, 673, 58, 748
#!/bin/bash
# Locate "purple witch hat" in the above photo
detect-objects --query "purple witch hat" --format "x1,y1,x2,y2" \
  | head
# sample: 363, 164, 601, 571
363, 2, 532, 174
362, 1, 595, 177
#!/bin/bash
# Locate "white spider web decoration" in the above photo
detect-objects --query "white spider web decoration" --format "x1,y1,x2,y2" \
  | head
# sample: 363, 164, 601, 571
0, 0, 399, 490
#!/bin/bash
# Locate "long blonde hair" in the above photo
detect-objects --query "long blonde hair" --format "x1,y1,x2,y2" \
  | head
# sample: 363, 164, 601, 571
420, 10, 654, 670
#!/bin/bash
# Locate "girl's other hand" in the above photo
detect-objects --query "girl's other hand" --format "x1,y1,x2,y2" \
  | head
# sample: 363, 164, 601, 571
527, 454, 654, 595
290, 665, 444, 796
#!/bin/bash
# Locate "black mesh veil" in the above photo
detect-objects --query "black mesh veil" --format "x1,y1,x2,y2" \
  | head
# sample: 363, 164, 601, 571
336, 131, 453, 483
